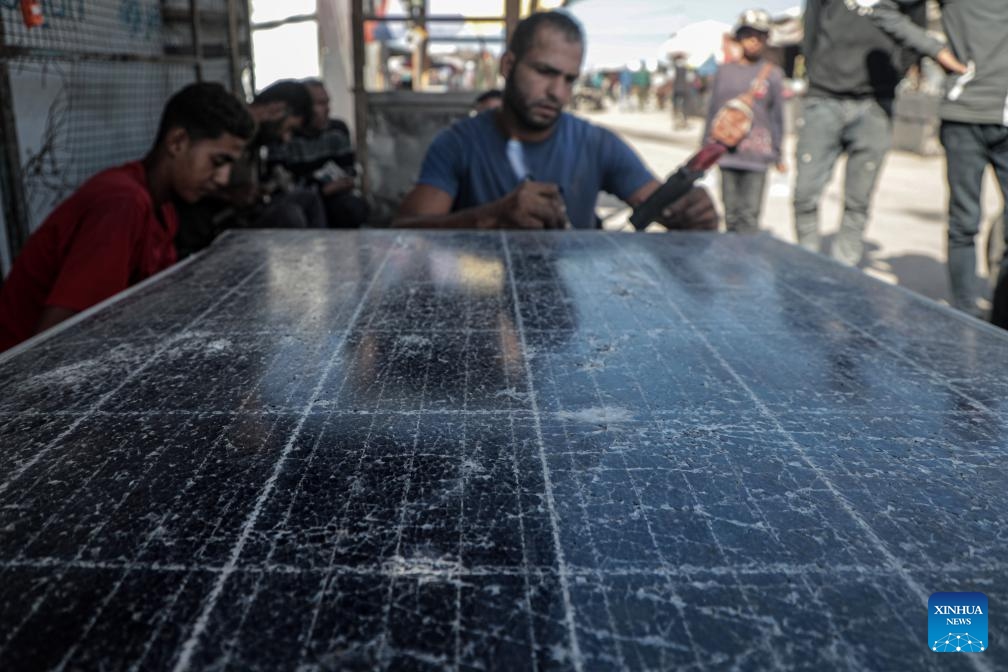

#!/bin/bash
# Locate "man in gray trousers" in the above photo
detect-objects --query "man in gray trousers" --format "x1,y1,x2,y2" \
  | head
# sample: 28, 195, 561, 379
856, 0, 1008, 321
794, 0, 965, 269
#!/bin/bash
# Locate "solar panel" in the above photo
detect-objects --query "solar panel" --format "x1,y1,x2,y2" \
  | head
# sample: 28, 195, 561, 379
1, 230, 1005, 670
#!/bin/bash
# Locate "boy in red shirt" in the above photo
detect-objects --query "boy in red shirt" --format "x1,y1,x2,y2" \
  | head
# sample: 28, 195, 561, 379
0, 82, 255, 352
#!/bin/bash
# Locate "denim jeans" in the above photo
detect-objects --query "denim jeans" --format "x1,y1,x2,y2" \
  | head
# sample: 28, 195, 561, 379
793, 97, 892, 266
720, 167, 768, 233
939, 121, 1008, 316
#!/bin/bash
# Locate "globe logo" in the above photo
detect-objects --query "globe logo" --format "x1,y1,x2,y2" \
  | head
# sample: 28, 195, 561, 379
932, 633, 985, 653
928, 593, 988, 654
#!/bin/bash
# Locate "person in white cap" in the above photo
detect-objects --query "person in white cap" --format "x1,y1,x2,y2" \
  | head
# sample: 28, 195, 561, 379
703, 9, 785, 233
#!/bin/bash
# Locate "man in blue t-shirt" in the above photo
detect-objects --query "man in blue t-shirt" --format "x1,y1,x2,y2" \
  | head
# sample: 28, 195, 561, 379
395, 11, 716, 231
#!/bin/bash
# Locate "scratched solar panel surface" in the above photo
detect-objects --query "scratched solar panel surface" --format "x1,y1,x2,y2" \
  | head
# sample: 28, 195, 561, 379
1, 230, 1005, 671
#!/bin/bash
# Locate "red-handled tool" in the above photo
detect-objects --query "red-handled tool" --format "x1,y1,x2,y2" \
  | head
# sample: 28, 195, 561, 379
630, 62, 774, 230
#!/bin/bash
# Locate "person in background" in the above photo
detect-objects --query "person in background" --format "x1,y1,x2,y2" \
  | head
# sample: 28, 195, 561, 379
793, 0, 964, 268
394, 11, 717, 231
618, 65, 633, 111
850, 0, 1005, 320
704, 9, 785, 233
229, 80, 326, 229
632, 60, 651, 111
671, 55, 691, 130
174, 80, 326, 257
0, 82, 254, 352
264, 79, 369, 228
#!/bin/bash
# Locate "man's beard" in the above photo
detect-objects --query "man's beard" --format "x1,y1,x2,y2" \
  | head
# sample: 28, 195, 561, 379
503, 83, 560, 132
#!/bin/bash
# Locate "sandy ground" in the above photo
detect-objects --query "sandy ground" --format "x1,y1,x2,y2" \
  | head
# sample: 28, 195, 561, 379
582, 108, 1005, 307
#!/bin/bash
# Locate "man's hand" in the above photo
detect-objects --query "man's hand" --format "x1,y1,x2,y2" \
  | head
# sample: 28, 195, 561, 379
658, 186, 718, 231
935, 47, 968, 75
394, 182, 566, 230
496, 181, 567, 229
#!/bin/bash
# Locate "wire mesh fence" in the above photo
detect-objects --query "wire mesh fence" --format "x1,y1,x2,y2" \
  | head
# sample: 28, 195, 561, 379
0, 0, 249, 268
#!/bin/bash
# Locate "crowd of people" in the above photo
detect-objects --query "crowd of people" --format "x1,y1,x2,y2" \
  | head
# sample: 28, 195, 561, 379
0, 4, 1006, 354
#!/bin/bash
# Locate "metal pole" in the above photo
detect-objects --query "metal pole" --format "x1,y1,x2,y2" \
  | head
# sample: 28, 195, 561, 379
226, 0, 243, 95
0, 11, 30, 260
0, 45, 204, 65
351, 0, 369, 197
506, 0, 521, 43
410, 1, 427, 91
189, 0, 204, 81
242, 0, 256, 94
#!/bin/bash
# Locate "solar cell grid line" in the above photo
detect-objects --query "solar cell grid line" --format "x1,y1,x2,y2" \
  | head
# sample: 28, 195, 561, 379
601, 232, 939, 627
528, 242, 633, 668
209, 411, 338, 669
168, 234, 402, 672
372, 326, 439, 668
3, 554, 1006, 583
292, 405, 393, 656
130, 424, 331, 667
594, 233, 958, 665
7, 328, 311, 564
290, 409, 478, 664
600, 234, 996, 672
689, 243, 1000, 570
0, 263, 274, 665
501, 232, 586, 672
506, 413, 544, 672
546, 253, 784, 668
6, 416, 204, 667
778, 280, 995, 415
45, 370, 340, 667
200, 310, 434, 664
277, 394, 402, 655
0, 257, 267, 501
452, 382, 468, 670
552, 266, 709, 671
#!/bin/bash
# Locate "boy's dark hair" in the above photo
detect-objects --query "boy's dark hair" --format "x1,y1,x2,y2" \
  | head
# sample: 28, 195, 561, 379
508, 11, 584, 62
254, 79, 313, 124
154, 82, 255, 145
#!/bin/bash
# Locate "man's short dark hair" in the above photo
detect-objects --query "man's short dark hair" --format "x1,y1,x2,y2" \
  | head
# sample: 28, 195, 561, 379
508, 11, 584, 62
255, 79, 313, 123
155, 82, 255, 145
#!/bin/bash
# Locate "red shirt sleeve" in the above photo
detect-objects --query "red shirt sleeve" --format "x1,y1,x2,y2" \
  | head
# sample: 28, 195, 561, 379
45, 199, 145, 312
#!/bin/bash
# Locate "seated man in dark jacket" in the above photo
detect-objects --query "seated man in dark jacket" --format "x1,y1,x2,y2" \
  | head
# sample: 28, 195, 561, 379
264, 79, 369, 228
174, 80, 326, 258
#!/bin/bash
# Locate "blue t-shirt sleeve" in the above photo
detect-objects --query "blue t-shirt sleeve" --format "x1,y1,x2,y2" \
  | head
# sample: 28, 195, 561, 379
597, 128, 655, 201
416, 126, 465, 198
